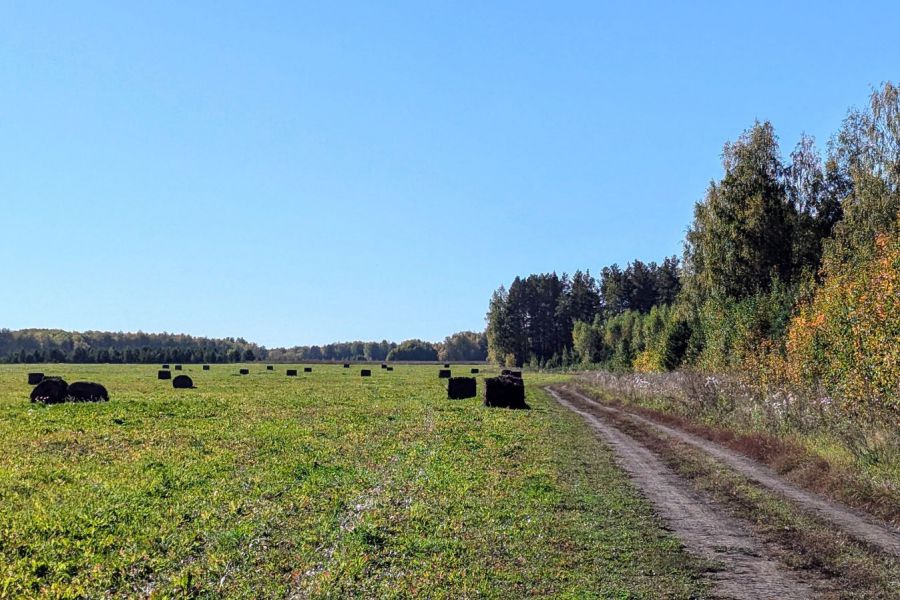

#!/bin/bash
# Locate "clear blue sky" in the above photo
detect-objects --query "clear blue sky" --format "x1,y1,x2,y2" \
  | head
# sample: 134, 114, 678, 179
2, 2, 898, 347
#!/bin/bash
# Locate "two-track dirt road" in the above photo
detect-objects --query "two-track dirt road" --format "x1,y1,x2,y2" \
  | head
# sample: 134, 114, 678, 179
547, 385, 900, 600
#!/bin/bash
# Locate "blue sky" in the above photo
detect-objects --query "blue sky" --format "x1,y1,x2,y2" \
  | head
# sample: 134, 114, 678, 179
2, 2, 898, 347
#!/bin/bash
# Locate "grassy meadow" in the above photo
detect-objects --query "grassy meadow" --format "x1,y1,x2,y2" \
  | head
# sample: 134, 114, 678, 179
0, 364, 706, 599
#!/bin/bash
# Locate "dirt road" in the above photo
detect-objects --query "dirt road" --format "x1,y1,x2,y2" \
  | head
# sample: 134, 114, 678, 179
546, 385, 900, 599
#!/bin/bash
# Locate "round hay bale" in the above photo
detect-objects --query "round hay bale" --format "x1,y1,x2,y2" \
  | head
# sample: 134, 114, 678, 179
239, 368, 249, 375
484, 375, 528, 409
386, 366, 394, 371
447, 377, 477, 399
68, 381, 109, 402
470, 368, 480, 374
158, 370, 172, 380
27, 372, 44, 385
162, 364, 170, 369
438, 369, 451, 379
202, 365, 210, 370
266, 365, 274, 370
172, 375, 193, 389
443, 363, 450, 368
30, 378, 68, 404
286, 369, 298, 376
174, 365, 182, 371
360, 369, 372, 377
381, 364, 387, 369
304, 367, 312, 373
343, 363, 350, 368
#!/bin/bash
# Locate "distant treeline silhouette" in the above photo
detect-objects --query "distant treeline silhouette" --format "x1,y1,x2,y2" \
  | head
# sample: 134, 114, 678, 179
0, 329, 489, 364
0, 329, 263, 364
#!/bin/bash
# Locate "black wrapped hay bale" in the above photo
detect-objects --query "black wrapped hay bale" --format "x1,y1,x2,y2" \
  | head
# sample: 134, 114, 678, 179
172, 375, 193, 389
448, 377, 476, 399
27, 372, 44, 385
343, 363, 350, 368
443, 363, 450, 368
360, 369, 372, 377
438, 369, 451, 378
239, 368, 249, 375
68, 381, 109, 402
30, 378, 68, 404
286, 369, 298, 376
304, 367, 312, 373
162, 364, 170, 369
266, 365, 274, 370
174, 365, 182, 371
470, 368, 480, 374
386, 366, 394, 371
484, 375, 528, 409
202, 365, 210, 370
158, 370, 172, 380
381, 364, 387, 369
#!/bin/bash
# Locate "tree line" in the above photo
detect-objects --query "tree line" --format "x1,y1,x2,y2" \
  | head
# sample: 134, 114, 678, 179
266, 331, 487, 362
2, 329, 488, 364
0, 329, 263, 364
486, 82, 899, 417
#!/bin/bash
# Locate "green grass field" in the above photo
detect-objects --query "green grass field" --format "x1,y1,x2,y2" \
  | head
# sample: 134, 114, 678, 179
0, 364, 706, 599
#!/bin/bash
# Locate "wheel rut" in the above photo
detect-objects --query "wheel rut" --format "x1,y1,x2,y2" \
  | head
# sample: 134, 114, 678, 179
548, 386, 825, 600
562, 385, 900, 556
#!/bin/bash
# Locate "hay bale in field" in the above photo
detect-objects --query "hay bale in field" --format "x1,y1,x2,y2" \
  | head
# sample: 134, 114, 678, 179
381, 364, 387, 369
239, 368, 249, 375
27, 372, 44, 385
174, 365, 182, 371
443, 363, 450, 368
286, 369, 298, 376
360, 369, 372, 377
438, 369, 451, 379
172, 375, 193, 389
266, 365, 274, 370
68, 381, 109, 402
470, 368, 479, 374
484, 375, 528, 409
30, 378, 68, 404
343, 363, 350, 368
447, 377, 476, 399
202, 365, 210, 370
304, 367, 312, 373
386, 366, 394, 371
162, 364, 170, 369
158, 370, 172, 380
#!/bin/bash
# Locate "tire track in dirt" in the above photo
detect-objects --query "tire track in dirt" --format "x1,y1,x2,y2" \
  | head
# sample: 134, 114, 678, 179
562, 385, 900, 557
547, 387, 821, 600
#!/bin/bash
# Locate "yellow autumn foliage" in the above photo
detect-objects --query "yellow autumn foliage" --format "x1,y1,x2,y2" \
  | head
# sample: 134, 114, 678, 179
784, 222, 900, 417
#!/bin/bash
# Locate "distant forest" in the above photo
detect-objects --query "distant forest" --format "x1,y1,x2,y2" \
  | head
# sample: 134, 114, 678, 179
0, 329, 488, 364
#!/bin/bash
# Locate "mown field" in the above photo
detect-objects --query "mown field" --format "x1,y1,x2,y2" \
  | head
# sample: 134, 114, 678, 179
0, 364, 706, 599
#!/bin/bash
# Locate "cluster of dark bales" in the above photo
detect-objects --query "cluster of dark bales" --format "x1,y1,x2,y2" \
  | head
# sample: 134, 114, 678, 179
440, 368, 527, 409
29, 376, 109, 404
